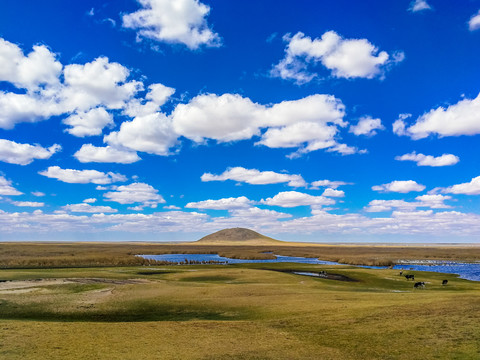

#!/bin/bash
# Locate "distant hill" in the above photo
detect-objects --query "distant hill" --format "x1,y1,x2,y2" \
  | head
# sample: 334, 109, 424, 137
195, 228, 282, 245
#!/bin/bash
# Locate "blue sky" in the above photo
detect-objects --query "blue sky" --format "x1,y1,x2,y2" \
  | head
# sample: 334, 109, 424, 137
1, 0, 480, 243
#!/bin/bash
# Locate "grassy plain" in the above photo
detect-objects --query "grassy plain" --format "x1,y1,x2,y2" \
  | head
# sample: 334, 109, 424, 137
0, 262, 479, 359
1, 241, 480, 268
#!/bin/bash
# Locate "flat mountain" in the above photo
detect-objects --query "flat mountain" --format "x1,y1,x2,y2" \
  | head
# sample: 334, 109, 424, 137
195, 228, 282, 245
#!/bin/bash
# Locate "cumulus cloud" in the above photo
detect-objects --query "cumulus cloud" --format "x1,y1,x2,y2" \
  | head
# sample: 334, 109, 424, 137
322, 188, 345, 197
365, 194, 451, 212
0, 38, 358, 157
440, 176, 480, 195
39, 166, 127, 184
372, 180, 425, 193
32, 191, 45, 197
63, 107, 114, 137
271, 31, 401, 84
11, 201, 44, 207
468, 10, 480, 31
186, 196, 253, 210
124, 83, 175, 118
2, 202, 480, 239
74, 144, 141, 164
398, 93, 480, 139
395, 152, 459, 167
163, 205, 181, 210
310, 180, 351, 189
392, 113, 411, 136
61, 57, 142, 112
0, 139, 60, 165
62, 203, 118, 213
0, 176, 23, 196
260, 191, 335, 208
105, 113, 178, 156
0, 38, 142, 130
122, 0, 221, 49
409, 0, 432, 12
349, 116, 384, 136
103, 182, 165, 206
0, 38, 62, 91
172, 93, 349, 155
201, 167, 307, 187
83, 198, 97, 203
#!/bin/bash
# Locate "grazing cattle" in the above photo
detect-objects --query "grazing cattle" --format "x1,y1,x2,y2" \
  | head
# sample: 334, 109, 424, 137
399, 271, 403, 276
414, 281, 425, 289
405, 274, 415, 281
442, 280, 448, 285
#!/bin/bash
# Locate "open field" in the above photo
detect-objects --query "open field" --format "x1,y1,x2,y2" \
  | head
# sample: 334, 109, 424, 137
1, 242, 480, 268
0, 263, 479, 359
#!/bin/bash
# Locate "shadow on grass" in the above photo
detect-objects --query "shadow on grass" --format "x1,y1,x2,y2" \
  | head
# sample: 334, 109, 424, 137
0, 300, 251, 322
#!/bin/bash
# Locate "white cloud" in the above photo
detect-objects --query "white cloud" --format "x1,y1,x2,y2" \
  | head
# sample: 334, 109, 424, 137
105, 113, 178, 156
272, 31, 400, 84
124, 83, 175, 118
409, 0, 432, 12
62, 203, 117, 213
63, 107, 114, 137
0, 139, 61, 165
0, 38, 62, 91
260, 191, 335, 208
0, 176, 23, 196
365, 194, 451, 212
185, 196, 253, 210
172, 93, 263, 143
349, 116, 384, 136
400, 93, 480, 139
372, 180, 425, 193
164, 205, 181, 210
122, 0, 221, 49
39, 166, 127, 184
103, 182, 165, 206
0, 38, 142, 130
74, 144, 141, 164
32, 191, 45, 197
0, 91, 63, 130
311, 180, 351, 189
61, 57, 141, 112
395, 152, 459, 167
322, 188, 345, 197
440, 176, 480, 195
468, 11, 480, 31
83, 198, 97, 203
415, 194, 452, 208
172, 93, 348, 155
392, 113, 411, 136
11, 201, 44, 207
201, 167, 307, 187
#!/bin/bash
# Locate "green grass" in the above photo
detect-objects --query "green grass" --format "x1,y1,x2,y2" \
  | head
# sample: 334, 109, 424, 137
0, 263, 479, 359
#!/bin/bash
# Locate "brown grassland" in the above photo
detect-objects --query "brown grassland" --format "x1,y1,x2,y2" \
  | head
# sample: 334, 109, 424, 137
1, 241, 480, 268
0, 242, 479, 359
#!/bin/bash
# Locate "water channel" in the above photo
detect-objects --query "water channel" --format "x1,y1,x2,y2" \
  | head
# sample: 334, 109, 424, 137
139, 254, 480, 281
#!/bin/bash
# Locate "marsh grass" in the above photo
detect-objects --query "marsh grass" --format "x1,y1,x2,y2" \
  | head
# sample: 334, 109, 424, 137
1, 242, 479, 269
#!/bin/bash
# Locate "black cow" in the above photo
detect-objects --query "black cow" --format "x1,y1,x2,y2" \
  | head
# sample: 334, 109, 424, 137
414, 281, 425, 289
442, 279, 448, 285
399, 270, 403, 276
405, 274, 415, 281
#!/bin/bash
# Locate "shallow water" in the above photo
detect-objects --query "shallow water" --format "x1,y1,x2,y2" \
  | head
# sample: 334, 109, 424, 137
139, 254, 480, 281
139, 253, 339, 265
